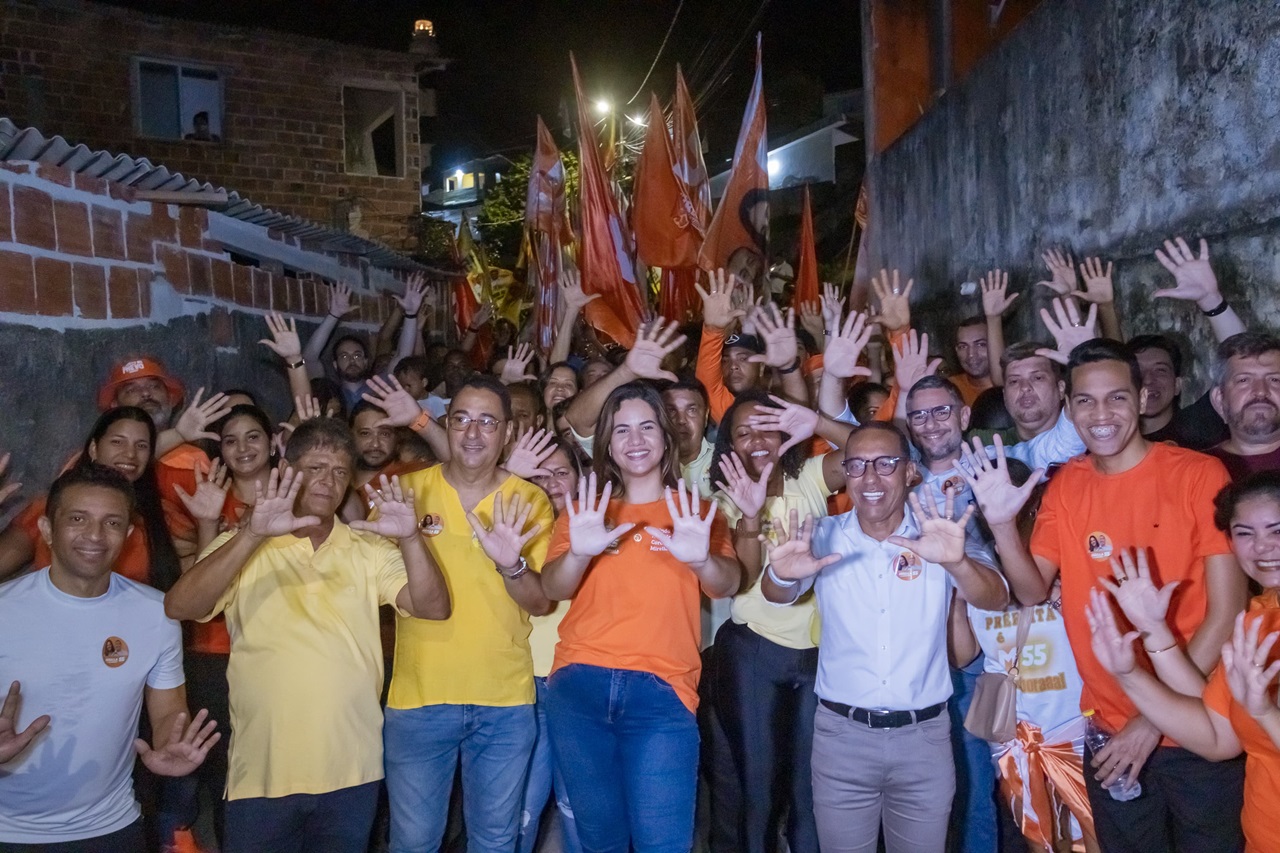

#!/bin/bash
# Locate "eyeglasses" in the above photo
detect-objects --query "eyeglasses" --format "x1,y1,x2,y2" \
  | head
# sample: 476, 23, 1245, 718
906, 405, 955, 426
447, 414, 503, 433
841, 455, 903, 477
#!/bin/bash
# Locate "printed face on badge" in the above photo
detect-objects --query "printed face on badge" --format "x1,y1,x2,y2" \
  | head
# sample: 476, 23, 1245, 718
102, 636, 129, 668
1086, 532, 1113, 561
894, 551, 922, 581
419, 513, 443, 536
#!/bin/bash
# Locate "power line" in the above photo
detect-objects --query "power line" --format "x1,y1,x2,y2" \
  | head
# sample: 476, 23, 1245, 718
625, 0, 686, 105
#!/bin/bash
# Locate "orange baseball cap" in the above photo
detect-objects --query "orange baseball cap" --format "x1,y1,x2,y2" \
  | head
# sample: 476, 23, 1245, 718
97, 357, 185, 410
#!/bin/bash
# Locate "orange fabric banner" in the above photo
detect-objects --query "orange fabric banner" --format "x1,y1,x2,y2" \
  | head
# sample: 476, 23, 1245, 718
525, 116, 571, 355
794, 184, 819, 306
571, 54, 643, 347
698, 34, 768, 290
995, 720, 1096, 853
672, 65, 712, 240
633, 92, 701, 270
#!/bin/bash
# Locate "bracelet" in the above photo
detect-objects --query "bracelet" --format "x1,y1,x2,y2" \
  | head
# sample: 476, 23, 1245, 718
404, 312, 419, 319
409, 409, 432, 432
328, 312, 342, 319
1202, 297, 1229, 317
286, 357, 305, 370
498, 556, 530, 580
1145, 640, 1178, 655
766, 565, 798, 588
777, 358, 802, 375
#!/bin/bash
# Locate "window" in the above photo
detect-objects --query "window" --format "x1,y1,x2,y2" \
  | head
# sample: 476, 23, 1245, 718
133, 58, 224, 142
343, 86, 404, 178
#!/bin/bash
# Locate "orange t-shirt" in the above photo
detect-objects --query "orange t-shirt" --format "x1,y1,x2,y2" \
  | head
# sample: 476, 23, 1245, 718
1203, 591, 1280, 853
695, 326, 737, 425
950, 372, 993, 407
548, 497, 736, 713
156, 444, 211, 546
15, 496, 151, 584
1031, 442, 1233, 735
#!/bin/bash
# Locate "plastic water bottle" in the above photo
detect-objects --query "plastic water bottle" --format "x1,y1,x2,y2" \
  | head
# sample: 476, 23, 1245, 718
1083, 710, 1142, 801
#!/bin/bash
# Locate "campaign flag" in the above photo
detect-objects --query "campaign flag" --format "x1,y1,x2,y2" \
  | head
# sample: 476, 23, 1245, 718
698, 33, 768, 291
794, 184, 819, 306
525, 116, 571, 354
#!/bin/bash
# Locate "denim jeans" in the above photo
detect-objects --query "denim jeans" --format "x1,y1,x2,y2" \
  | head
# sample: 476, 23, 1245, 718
223, 781, 380, 853
947, 657, 997, 853
517, 678, 582, 853
384, 703, 536, 853
546, 664, 700, 853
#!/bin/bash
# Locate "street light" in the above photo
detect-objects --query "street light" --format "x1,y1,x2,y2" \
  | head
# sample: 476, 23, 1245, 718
627, 114, 647, 127
594, 99, 612, 115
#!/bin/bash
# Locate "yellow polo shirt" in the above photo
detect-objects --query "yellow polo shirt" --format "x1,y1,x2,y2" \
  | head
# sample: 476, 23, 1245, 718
715, 455, 832, 650
198, 523, 409, 800
389, 466, 554, 709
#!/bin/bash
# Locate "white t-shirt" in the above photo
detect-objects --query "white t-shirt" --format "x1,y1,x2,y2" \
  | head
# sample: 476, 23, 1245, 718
0, 569, 184, 844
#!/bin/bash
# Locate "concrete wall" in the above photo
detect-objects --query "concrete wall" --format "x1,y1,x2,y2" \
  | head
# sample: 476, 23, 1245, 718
863, 0, 1280, 390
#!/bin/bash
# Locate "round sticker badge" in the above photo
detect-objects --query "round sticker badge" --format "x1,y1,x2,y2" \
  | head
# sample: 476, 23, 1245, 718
894, 551, 922, 581
419, 513, 443, 537
102, 636, 129, 668
941, 475, 965, 495
1086, 532, 1113, 562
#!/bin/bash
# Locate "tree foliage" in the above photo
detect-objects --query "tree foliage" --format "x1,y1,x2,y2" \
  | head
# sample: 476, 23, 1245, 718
476, 151, 579, 268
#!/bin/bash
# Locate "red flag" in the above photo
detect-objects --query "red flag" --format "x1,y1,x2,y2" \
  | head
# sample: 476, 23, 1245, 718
525, 116, 570, 355
571, 54, 644, 347
699, 34, 768, 289
634, 93, 700, 269
794, 185, 819, 306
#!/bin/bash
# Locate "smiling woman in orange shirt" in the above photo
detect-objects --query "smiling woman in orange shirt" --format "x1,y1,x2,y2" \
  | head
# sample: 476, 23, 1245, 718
541, 381, 742, 853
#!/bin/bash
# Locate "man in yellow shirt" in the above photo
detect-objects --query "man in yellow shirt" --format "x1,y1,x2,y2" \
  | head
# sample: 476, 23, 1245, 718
164, 418, 450, 853
364, 374, 554, 853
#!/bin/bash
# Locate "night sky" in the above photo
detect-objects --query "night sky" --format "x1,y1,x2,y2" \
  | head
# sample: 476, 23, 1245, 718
103, 0, 861, 181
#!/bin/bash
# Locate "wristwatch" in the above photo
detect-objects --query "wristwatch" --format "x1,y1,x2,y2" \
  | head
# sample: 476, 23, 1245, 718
286, 357, 306, 371
498, 556, 530, 580
410, 409, 432, 432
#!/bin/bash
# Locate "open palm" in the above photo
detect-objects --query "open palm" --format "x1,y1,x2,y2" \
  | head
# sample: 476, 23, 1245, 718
646, 479, 715, 565
567, 473, 634, 557
889, 492, 973, 565
468, 492, 543, 570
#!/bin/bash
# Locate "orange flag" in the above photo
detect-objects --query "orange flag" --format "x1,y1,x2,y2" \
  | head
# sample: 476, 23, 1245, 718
794, 184, 819, 305
633, 93, 700, 269
525, 116, 570, 355
672, 65, 712, 238
571, 54, 644, 347
699, 34, 768, 290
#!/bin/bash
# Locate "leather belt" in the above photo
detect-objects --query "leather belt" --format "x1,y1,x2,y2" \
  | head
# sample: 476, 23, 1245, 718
820, 698, 946, 729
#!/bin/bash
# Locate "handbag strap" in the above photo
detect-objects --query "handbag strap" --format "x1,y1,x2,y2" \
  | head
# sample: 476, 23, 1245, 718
1008, 605, 1036, 680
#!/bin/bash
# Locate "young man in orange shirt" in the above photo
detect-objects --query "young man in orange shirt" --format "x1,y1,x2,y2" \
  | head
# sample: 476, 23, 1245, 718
950, 316, 994, 406
985, 339, 1248, 852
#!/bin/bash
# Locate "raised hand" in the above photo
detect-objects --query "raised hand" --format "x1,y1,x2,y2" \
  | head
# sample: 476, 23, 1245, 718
1085, 587, 1140, 676
259, 312, 302, 361
889, 490, 974, 566
956, 435, 1043, 526
739, 295, 764, 336
797, 300, 824, 343
646, 479, 717, 565
893, 329, 942, 392
469, 302, 494, 331
362, 375, 425, 428
1036, 297, 1098, 365
715, 452, 772, 521
748, 303, 799, 369
820, 282, 844, 333
695, 268, 746, 330
504, 429, 556, 480
823, 307, 875, 381
567, 473, 635, 558
248, 466, 321, 536
623, 319, 687, 382
467, 492, 544, 572
1098, 548, 1179, 637
0, 452, 21, 508
350, 475, 420, 540
394, 272, 427, 316
869, 269, 913, 332
1221, 611, 1280, 720
0, 681, 49, 764
981, 269, 1017, 317
293, 394, 324, 423
1073, 257, 1115, 304
763, 509, 840, 581
174, 460, 230, 523
174, 388, 233, 444
500, 343, 539, 384
746, 395, 818, 455
1037, 248, 1078, 296
134, 709, 219, 777
326, 281, 355, 319
1153, 237, 1220, 308
559, 268, 600, 316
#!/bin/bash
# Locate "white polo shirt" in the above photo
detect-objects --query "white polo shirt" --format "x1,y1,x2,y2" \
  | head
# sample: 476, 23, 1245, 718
794, 508, 997, 711
0, 569, 184, 844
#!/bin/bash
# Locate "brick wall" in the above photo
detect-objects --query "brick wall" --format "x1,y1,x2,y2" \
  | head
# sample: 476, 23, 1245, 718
0, 0, 423, 249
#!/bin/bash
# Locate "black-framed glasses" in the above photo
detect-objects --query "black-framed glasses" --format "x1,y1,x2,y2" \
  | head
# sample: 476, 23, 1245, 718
841, 455, 903, 477
447, 414, 503, 433
906, 405, 955, 426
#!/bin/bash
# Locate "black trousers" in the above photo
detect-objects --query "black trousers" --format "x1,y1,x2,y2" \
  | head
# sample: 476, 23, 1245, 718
1083, 743, 1244, 852
0, 820, 145, 853
698, 640, 742, 853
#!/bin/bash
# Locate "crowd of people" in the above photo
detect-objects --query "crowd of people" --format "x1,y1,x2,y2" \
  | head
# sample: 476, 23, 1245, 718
2, 236, 1280, 853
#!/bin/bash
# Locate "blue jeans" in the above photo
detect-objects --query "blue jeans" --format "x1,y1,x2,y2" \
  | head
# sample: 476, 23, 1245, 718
223, 781, 379, 853
384, 703, 536, 853
547, 664, 700, 853
517, 678, 583, 853
947, 657, 998, 853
